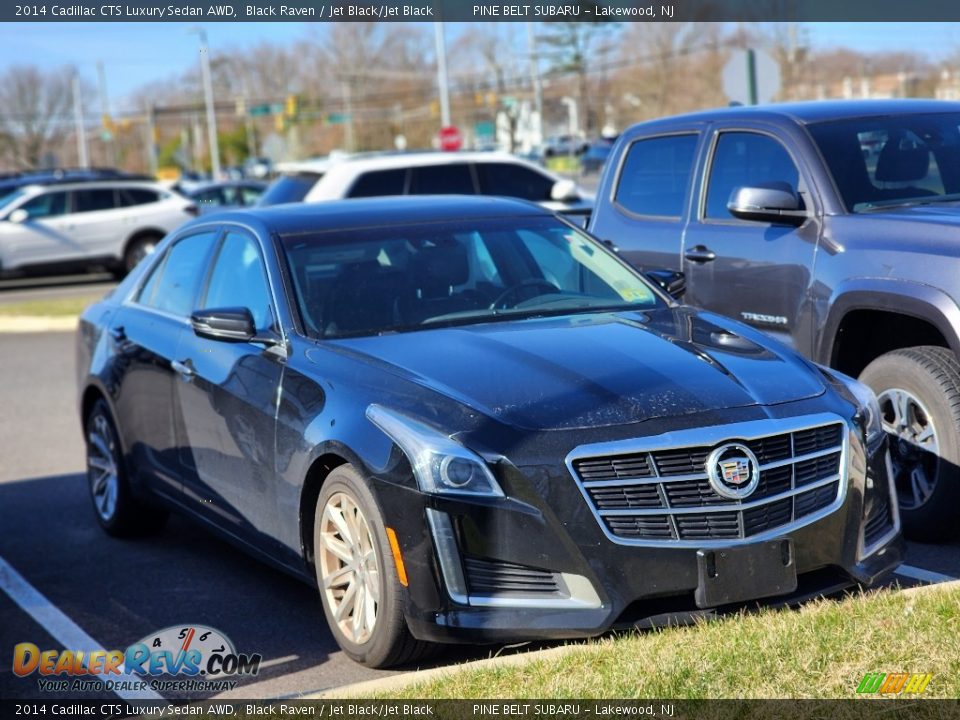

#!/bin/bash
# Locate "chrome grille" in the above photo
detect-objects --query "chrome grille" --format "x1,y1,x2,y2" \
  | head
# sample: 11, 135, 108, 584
567, 415, 847, 547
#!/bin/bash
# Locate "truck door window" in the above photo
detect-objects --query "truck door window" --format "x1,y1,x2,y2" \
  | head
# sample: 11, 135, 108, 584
614, 134, 698, 218
705, 132, 802, 220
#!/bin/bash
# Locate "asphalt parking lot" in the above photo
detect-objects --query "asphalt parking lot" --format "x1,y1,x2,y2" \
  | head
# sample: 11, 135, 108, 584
1, 324, 958, 702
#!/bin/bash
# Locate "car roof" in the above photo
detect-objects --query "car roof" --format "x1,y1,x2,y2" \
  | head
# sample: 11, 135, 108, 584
628, 99, 960, 131
17, 180, 168, 193
279, 151, 552, 177
182, 195, 553, 236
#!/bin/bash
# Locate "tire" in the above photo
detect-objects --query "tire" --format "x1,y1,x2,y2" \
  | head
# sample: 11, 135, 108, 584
123, 235, 160, 274
313, 464, 437, 667
85, 399, 168, 537
859, 346, 960, 542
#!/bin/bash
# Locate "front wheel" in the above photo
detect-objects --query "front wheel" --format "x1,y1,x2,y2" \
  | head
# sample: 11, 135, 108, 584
122, 235, 160, 274
313, 465, 437, 667
859, 346, 960, 542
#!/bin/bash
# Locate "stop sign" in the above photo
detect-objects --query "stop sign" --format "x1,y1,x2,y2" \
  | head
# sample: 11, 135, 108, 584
438, 126, 462, 152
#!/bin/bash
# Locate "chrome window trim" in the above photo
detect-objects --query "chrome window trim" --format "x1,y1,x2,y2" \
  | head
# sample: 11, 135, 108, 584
565, 412, 850, 548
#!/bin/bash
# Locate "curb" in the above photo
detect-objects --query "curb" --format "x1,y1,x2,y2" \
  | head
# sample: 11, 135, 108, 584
306, 644, 583, 699
307, 576, 960, 699
0, 315, 78, 333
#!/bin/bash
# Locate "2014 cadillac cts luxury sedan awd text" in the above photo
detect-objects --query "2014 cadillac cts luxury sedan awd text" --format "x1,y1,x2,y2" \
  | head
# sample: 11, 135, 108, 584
76, 196, 903, 667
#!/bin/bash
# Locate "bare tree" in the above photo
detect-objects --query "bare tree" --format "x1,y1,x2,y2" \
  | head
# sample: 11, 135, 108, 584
0, 65, 75, 169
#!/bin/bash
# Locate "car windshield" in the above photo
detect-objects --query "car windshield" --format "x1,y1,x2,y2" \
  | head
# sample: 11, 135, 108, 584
0, 188, 28, 213
258, 173, 320, 206
807, 112, 960, 212
282, 215, 663, 339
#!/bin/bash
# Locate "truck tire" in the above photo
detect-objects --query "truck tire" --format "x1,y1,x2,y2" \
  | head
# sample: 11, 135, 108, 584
859, 346, 960, 542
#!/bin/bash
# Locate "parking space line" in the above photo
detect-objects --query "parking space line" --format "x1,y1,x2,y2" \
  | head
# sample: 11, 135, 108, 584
0, 555, 164, 701
895, 564, 957, 584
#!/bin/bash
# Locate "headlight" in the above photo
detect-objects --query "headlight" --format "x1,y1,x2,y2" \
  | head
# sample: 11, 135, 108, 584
366, 404, 504, 497
830, 369, 883, 445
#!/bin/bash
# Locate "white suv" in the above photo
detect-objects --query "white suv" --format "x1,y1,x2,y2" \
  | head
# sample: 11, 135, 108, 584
0, 181, 197, 276
258, 151, 592, 218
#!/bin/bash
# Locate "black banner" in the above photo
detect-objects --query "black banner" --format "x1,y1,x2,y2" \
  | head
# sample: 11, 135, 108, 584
3, 699, 960, 720
6, 0, 960, 23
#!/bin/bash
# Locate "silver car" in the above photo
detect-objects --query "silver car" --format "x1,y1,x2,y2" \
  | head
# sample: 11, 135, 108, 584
0, 181, 197, 276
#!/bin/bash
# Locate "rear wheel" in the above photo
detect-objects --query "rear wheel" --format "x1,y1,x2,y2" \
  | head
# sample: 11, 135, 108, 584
122, 235, 160, 274
859, 346, 960, 542
313, 464, 436, 667
85, 399, 167, 537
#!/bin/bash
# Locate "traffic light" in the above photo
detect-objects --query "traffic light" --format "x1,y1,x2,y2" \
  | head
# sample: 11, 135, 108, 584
285, 94, 299, 119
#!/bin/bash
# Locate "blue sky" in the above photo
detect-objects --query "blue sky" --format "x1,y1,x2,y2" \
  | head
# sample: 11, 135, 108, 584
1, 22, 957, 111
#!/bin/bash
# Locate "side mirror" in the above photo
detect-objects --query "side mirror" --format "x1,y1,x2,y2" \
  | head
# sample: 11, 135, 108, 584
646, 269, 686, 300
8, 209, 28, 223
551, 178, 580, 202
727, 185, 806, 225
191, 307, 256, 342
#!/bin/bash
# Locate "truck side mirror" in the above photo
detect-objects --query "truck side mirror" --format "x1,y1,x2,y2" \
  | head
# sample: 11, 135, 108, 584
727, 185, 807, 226
7, 209, 28, 223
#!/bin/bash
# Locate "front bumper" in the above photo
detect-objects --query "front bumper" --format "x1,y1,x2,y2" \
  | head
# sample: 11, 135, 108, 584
372, 408, 904, 645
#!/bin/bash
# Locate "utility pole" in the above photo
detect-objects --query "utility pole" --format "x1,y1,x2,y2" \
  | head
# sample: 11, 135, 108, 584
434, 21, 451, 127
145, 106, 158, 176
72, 71, 89, 169
97, 61, 116, 166
527, 22, 543, 146
241, 78, 257, 159
342, 79, 355, 152
189, 27, 221, 180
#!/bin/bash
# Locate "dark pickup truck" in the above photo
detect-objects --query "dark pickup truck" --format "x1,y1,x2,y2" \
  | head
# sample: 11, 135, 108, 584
589, 99, 960, 540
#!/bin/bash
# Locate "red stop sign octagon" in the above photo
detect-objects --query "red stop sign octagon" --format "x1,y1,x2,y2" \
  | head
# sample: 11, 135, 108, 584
438, 126, 462, 152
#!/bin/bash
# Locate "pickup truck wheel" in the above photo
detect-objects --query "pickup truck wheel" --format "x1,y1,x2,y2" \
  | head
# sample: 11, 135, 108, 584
859, 346, 960, 542
314, 465, 438, 667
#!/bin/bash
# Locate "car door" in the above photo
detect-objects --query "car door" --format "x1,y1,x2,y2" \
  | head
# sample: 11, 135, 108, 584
0, 190, 75, 267
681, 128, 820, 352
67, 187, 124, 258
173, 228, 285, 547
110, 229, 219, 498
588, 132, 701, 272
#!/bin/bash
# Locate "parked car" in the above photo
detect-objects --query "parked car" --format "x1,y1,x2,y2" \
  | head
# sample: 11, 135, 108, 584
184, 180, 267, 214
543, 134, 590, 158
258, 151, 593, 220
580, 138, 617, 175
0, 181, 197, 276
589, 98, 960, 540
77, 196, 900, 668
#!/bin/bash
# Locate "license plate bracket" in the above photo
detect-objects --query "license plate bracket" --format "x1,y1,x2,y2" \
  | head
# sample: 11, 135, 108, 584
695, 539, 797, 608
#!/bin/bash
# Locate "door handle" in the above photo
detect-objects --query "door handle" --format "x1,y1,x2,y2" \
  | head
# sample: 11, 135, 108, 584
171, 359, 195, 378
108, 326, 125, 341
684, 246, 717, 263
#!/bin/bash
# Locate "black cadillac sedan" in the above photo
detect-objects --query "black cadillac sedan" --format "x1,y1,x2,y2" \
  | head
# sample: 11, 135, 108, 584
77, 196, 902, 667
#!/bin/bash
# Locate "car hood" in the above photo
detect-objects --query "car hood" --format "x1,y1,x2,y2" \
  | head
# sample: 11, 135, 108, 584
329, 307, 827, 431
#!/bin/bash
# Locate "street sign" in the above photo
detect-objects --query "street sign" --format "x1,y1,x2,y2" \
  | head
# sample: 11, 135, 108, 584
723, 48, 781, 105
438, 125, 462, 152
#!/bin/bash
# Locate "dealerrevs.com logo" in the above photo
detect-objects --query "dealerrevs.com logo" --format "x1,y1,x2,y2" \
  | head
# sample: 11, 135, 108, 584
13, 624, 262, 693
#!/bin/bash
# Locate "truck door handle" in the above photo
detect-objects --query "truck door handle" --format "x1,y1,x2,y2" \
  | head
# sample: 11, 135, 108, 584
685, 246, 717, 263
171, 359, 195, 378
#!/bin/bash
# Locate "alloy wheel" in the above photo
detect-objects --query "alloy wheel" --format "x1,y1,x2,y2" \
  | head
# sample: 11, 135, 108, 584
87, 414, 119, 521
318, 492, 380, 644
878, 387, 939, 510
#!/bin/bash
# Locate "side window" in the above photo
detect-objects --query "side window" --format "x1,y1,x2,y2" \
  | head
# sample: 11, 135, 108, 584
118, 188, 159, 207
704, 132, 802, 220
347, 169, 408, 198
240, 186, 264, 205
409, 164, 475, 195
72, 188, 117, 214
614, 134, 699, 218
20, 191, 68, 220
202, 232, 274, 330
475, 163, 554, 201
137, 231, 217, 316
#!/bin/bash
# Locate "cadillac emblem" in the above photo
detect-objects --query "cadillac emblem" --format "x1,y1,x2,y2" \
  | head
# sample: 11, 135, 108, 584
706, 443, 760, 500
